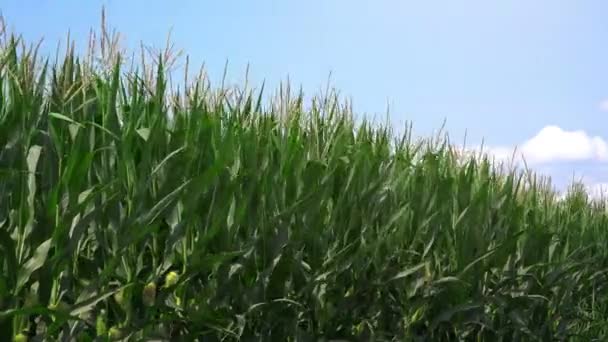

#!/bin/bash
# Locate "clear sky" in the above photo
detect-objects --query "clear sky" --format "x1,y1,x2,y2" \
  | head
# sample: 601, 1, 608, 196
3, 0, 608, 193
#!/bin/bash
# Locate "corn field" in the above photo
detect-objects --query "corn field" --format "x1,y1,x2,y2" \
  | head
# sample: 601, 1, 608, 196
1, 15, 608, 341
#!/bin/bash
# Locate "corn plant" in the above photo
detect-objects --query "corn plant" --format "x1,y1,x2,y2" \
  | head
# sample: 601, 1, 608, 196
0, 13, 608, 341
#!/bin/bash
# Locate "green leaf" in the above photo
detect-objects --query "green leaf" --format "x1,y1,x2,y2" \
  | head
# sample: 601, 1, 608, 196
226, 195, 236, 229
430, 303, 483, 329
70, 284, 131, 316
135, 179, 191, 228
151, 146, 185, 176
136, 128, 151, 141
16, 239, 52, 292
49, 112, 84, 127
388, 262, 427, 282
23, 145, 42, 239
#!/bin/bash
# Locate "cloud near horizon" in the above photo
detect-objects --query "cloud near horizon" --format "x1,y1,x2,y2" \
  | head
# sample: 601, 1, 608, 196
467, 125, 608, 197
586, 182, 608, 199
484, 125, 608, 165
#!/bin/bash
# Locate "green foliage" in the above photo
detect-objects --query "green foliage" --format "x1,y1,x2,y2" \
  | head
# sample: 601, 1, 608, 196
1, 15, 608, 341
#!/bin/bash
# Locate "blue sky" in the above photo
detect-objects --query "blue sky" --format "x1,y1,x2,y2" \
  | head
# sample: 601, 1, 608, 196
3, 0, 608, 193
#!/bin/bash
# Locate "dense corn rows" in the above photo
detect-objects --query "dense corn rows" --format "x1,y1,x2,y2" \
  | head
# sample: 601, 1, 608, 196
1, 20, 608, 341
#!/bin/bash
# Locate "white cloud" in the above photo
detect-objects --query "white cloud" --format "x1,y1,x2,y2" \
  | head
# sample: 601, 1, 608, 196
586, 182, 608, 200
485, 146, 514, 163
482, 126, 608, 165
456, 125, 608, 196
557, 182, 608, 202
